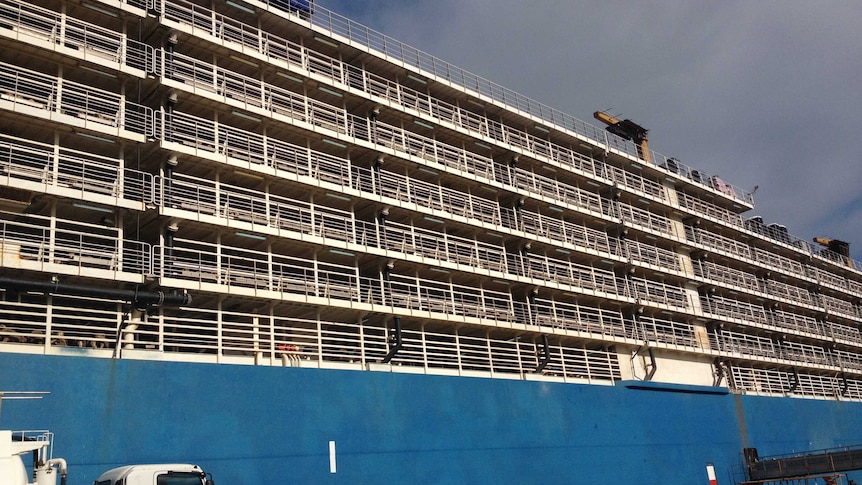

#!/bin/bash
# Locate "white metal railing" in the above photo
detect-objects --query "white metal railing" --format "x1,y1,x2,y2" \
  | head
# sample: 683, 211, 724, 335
0, 0, 155, 72
0, 134, 152, 203
159, 172, 691, 306
0, 296, 621, 383
154, 56, 862, 293
156, 239, 520, 323
677, 192, 744, 227
750, 246, 807, 279
0, 61, 152, 136
158, 0, 674, 207
687, 226, 828, 284
713, 329, 778, 359
819, 293, 859, 321
625, 239, 682, 273
744, 216, 862, 272
713, 330, 834, 370
808, 266, 849, 292
387, 273, 516, 323
155, 0, 760, 237
0, 211, 150, 274
302, 0, 756, 203
154, 238, 686, 342
835, 349, 862, 373
617, 203, 674, 237
771, 310, 825, 338
161, 110, 629, 260
685, 225, 753, 260
530, 299, 632, 339
520, 254, 618, 295
779, 340, 832, 367
13, 0, 862, 284
157, 113, 862, 319
627, 275, 690, 309
829, 322, 862, 346
692, 259, 759, 293
700, 294, 770, 325
638, 316, 699, 349
764, 279, 814, 306
727, 365, 856, 400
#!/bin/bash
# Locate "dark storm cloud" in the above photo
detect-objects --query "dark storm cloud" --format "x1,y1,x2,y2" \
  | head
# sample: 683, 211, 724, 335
320, 0, 862, 258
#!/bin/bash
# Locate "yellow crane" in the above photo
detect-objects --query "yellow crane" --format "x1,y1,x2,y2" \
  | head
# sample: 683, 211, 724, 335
813, 237, 852, 267
593, 111, 651, 163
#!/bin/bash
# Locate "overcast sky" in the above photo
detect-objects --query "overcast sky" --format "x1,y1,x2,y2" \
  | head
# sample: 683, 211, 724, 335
319, 1, 862, 260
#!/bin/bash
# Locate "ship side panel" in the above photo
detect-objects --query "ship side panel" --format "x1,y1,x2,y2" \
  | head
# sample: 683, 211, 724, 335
3, 353, 862, 484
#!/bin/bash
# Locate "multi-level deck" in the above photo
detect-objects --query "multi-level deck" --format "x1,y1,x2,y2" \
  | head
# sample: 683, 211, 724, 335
1, 0, 862, 403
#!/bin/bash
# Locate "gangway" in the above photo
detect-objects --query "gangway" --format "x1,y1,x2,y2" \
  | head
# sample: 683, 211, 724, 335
743, 445, 862, 482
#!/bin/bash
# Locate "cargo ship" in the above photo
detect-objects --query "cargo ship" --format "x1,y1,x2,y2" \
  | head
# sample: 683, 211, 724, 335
1, 0, 861, 483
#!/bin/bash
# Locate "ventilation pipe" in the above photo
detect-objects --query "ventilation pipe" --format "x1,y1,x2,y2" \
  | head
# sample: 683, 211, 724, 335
712, 358, 725, 387
788, 367, 800, 393
381, 317, 402, 364
0, 276, 191, 308
535, 334, 551, 373
47, 458, 68, 485
644, 347, 657, 381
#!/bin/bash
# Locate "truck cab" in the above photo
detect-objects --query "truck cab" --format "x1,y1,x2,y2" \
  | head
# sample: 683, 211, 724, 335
93, 464, 213, 485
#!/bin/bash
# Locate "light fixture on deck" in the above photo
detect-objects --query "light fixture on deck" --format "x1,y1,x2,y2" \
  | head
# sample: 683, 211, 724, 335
322, 139, 347, 149
235, 231, 266, 240
313, 36, 339, 48
74, 131, 116, 144
81, 1, 118, 17
226, 0, 255, 14
78, 64, 117, 78
72, 202, 113, 214
233, 170, 263, 180
276, 72, 304, 83
406, 74, 427, 85
231, 110, 261, 123
329, 249, 354, 257
413, 119, 434, 130
318, 86, 343, 98
324, 192, 351, 202
229, 55, 259, 68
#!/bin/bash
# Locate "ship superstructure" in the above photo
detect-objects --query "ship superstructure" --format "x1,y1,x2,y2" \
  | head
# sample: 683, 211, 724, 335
2, 0, 862, 397
2, 1, 862, 482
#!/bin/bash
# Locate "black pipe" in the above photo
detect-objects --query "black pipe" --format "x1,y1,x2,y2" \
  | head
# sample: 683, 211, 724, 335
535, 334, 551, 373
644, 348, 657, 381
0, 276, 191, 307
712, 358, 725, 387
788, 367, 800, 393
382, 317, 402, 364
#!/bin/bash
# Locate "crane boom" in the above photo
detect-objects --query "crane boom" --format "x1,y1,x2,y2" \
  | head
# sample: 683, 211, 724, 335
593, 111, 650, 162
814, 237, 852, 267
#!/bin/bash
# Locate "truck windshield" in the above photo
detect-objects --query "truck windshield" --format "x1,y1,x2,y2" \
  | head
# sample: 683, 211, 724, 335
156, 473, 203, 485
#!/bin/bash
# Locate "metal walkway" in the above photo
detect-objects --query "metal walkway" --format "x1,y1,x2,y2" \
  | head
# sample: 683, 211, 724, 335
745, 446, 862, 481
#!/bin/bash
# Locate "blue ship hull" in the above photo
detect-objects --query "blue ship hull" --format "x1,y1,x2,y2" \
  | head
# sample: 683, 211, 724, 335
2, 353, 861, 484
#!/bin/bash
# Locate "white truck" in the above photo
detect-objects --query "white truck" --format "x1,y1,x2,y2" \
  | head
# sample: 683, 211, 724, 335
2, 393, 211, 485
93, 464, 214, 485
